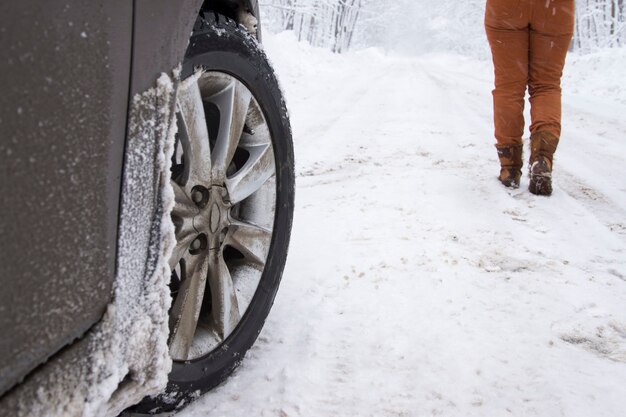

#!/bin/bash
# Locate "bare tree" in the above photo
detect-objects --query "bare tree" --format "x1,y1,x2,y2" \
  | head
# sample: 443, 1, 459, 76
261, 0, 365, 52
261, 0, 626, 54
574, 0, 626, 50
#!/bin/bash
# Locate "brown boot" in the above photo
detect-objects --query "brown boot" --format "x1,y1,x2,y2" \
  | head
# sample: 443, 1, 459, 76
529, 131, 559, 196
495, 144, 523, 189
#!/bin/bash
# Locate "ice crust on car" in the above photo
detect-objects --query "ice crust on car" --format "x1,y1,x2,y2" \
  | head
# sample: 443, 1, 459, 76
0, 73, 178, 417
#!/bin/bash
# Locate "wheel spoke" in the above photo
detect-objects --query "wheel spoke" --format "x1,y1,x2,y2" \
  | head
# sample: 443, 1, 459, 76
170, 180, 198, 219
169, 238, 190, 271
209, 80, 252, 181
169, 180, 198, 269
177, 78, 212, 190
208, 250, 240, 340
168, 253, 209, 361
225, 143, 275, 204
225, 220, 272, 266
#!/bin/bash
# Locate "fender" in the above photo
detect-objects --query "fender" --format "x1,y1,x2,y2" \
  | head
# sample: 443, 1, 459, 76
131, 0, 260, 95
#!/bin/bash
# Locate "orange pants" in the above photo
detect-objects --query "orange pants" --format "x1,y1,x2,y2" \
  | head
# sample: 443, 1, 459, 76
485, 0, 575, 146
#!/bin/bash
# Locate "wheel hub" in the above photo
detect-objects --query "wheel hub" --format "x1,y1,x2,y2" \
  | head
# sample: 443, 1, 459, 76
193, 186, 231, 250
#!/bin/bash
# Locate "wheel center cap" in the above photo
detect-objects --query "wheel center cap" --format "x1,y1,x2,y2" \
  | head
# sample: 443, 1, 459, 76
209, 202, 221, 233
193, 186, 230, 247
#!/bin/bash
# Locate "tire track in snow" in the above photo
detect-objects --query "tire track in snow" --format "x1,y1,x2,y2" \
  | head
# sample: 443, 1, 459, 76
557, 168, 626, 243
558, 96, 626, 245
289, 60, 397, 173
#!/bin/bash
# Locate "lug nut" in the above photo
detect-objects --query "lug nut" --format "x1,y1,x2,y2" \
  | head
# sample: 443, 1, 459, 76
192, 189, 203, 204
220, 188, 229, 201
190, 238, 202, 251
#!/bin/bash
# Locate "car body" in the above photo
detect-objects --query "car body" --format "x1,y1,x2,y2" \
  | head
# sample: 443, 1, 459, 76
0, 0, 293, 415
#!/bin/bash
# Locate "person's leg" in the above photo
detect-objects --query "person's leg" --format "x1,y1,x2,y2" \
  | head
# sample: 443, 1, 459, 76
528, 0, 575, 195
485, 0, 530, 188
529, 0, 575, 137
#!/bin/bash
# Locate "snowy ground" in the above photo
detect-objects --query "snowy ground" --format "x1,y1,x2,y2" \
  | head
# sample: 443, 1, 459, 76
177, 33, 626, 417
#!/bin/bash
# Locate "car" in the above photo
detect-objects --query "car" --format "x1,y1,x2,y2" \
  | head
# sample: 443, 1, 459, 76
0, 0, 294, 415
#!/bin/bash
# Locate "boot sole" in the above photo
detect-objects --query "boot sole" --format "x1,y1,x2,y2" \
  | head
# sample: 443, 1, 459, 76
499, 179, 520, 189
529, 176, 552, 196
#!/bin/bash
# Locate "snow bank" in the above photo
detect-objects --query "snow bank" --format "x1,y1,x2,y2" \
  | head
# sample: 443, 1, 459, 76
565, 48, 626, 105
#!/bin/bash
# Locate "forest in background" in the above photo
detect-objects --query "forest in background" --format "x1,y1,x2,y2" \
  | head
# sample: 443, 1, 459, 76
260, 0, 626, 55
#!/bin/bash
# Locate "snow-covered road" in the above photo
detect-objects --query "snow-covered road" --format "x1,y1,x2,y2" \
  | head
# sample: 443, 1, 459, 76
177, 33, 626, 417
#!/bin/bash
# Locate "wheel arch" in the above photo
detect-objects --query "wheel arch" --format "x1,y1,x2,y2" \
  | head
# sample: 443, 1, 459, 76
131, 0, 260, 96
200, 0, 260, 21
199, 0, 262, 40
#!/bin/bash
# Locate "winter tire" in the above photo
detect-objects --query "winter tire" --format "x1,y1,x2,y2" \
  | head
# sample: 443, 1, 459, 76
130, 12, 294, 414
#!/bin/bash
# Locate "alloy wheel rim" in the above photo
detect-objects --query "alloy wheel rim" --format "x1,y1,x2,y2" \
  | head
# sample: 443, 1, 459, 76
168, 72, 276, 361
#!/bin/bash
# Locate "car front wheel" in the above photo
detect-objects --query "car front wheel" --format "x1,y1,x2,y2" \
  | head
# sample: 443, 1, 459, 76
131, 12, 294, 414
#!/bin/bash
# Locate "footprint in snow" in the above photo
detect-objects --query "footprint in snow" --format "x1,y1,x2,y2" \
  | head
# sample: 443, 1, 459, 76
553, 309, 626, 363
